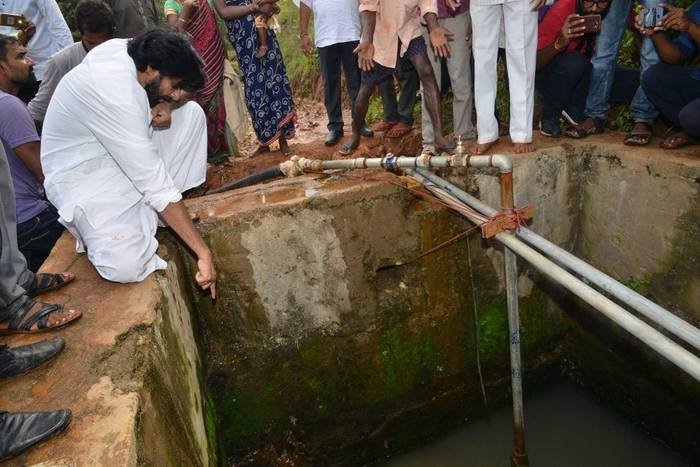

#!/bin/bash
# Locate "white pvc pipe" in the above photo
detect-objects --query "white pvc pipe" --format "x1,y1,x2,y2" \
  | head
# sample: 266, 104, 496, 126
408, 173, 700, 381
412, 168, 700, 352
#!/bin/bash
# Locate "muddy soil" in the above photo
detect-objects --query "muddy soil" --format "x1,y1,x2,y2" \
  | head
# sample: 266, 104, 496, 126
201, 100, 699, 195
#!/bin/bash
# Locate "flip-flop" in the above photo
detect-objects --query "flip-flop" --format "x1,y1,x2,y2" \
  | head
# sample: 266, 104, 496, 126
372, 120, 398, 132
385, 122, 413, 138
623, 122, 652, 146
564, 117, 605, 139
26, 273, 75, 298
660, 131, 696, 149
339, 141, 358, 156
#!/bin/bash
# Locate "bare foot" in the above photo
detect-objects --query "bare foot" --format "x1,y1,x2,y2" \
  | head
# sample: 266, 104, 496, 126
252, 145, 270, 156
255, 45, 268, 59
514, 142, 535, 154
279, 136, 290, 155
472, 139, 499, 155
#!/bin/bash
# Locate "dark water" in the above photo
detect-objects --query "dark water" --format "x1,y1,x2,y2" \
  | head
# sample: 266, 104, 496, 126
383, 382, 693, 467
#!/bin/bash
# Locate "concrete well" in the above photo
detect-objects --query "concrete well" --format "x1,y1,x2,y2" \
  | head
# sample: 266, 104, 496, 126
3, 141, 697, 466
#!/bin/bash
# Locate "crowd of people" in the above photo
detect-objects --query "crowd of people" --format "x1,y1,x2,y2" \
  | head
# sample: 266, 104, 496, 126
0, 0, 698, 461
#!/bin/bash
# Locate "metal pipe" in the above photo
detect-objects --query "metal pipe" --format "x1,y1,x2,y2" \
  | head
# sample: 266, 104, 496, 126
406, 170, 700, 381
500, 173, 529, 466
412, 168, 700, 352
278, 154, 513, 176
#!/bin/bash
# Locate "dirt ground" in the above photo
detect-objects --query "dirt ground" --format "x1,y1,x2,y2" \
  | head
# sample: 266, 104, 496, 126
202, 99, 700, 194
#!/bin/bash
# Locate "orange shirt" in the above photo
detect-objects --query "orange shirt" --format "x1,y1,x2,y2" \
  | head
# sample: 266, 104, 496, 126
359, 0, 438, 69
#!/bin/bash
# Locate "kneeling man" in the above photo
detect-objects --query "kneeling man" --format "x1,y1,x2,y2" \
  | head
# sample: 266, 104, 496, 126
41, 30, 216, 296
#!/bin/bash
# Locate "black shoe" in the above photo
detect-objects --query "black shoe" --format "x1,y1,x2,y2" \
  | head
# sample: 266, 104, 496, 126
0, 409, 71, 461
325, 129, 344, 146
359, 125, 374, 138
0, 337, 65, 379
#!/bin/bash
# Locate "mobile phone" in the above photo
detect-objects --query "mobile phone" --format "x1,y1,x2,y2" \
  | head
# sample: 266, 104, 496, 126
642, 7, 665, 28
579, 14, 602, 33
0, 13, 27, 29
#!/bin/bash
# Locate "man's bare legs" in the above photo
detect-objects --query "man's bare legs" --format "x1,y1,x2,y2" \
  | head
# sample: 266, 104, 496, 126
409, 52, 454, 151
340, 82, 373, 154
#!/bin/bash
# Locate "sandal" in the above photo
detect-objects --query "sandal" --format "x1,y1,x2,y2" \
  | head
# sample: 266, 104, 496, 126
339, 140, 359, 156
372, 120, 398, 132
385, 122, 413, 138
623, 121, 653, 146
26, 273, 75, 298
564, 117, 605, 139
660, 131, 697, 149
0, 300, 82, 335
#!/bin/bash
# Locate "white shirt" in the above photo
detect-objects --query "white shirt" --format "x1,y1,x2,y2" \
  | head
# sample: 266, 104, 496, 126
300, 0, 360, 48
41, 39, 181, 230
0, 0, 74, 80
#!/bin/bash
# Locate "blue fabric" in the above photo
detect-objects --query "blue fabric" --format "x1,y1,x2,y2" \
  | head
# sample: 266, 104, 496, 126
585, 0, 662, 122
17, 204, 64, 273
673, 2, 700, 80
223, 0, 295, 145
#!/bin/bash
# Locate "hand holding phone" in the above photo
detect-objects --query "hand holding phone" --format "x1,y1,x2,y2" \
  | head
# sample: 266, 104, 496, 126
0, 13, 28, 29
579, 14, 602, 33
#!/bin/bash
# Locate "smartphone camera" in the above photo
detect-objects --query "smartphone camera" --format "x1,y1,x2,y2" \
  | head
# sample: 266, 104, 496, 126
642, 6, 665, 28
0, 13, 26, 29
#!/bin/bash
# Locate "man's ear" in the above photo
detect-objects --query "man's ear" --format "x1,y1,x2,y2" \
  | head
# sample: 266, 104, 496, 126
144, 65, 159, 80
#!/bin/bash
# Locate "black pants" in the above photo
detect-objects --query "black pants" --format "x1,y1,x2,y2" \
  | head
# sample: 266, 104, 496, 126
536, 51, 591, 121
318, 40, 361, 132
642, 62, 700, 137
536, 51, 639, 121
17, 204, 64, 273
378, 61, 420, 125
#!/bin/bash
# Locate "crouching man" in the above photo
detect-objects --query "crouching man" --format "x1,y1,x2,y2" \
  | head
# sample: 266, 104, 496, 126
41, 30, 216, 296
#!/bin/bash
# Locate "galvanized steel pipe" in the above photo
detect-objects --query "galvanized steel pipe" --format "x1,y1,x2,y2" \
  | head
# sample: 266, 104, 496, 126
411, 168, 700, 352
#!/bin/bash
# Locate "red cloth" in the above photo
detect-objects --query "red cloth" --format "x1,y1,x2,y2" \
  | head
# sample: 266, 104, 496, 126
537, 0, 582, 52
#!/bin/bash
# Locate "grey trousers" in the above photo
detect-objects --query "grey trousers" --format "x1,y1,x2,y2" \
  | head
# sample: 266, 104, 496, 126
421, 11, 475, 150
0, 143, 33, 320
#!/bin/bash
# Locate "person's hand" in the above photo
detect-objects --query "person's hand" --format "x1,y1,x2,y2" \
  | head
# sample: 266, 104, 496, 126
429, 26, 453, 58
633, 12, 659, 35
660, 3, 691, 32
301, 34, 314, 55
195, 253, 217, 299
561, 14, 585, 41
353, 41, 375, 71
151, 102, 172, 129
445, 0, 461, 11
16, 17, 35, 46
530, 0, 546, 11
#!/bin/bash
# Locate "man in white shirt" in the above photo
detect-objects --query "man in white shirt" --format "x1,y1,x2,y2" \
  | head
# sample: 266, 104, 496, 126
299, 0, 373, 146
41, 30, 216, 295
0, 0, 73, 102
28, 0, 115, 130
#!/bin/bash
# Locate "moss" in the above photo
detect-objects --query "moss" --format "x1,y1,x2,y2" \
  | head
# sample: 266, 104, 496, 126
378, 323, 441, 396
204, 394, 220, 466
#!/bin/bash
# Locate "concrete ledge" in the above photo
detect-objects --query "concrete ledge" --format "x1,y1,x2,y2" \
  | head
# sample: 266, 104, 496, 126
0, 234, 210, 466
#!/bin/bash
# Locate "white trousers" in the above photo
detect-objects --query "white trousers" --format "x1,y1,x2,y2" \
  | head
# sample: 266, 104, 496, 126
421, 11, 475, 150
471, 0, 538, 144
66, 101, 207, 283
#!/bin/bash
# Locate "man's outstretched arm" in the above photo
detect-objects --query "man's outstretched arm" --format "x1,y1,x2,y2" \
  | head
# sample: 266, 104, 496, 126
160, 201, 217, 298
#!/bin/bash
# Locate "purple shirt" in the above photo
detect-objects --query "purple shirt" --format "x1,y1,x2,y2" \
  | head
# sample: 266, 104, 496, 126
0, 91, 47, 223
438, 0, 469, 19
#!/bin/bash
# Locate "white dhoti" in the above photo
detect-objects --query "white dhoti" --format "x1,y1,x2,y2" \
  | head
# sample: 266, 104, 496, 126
63, 101, 207, 283
471, 0, 538, 144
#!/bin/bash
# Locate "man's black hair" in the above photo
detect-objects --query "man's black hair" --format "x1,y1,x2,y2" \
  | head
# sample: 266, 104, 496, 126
75, 0, 116, 36
127, 29, 205, 93
0, 35, 19, 62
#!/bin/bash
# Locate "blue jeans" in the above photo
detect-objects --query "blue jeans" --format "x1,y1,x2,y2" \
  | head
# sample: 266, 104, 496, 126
585, 0, 662, 123
17, 204, 64, 273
